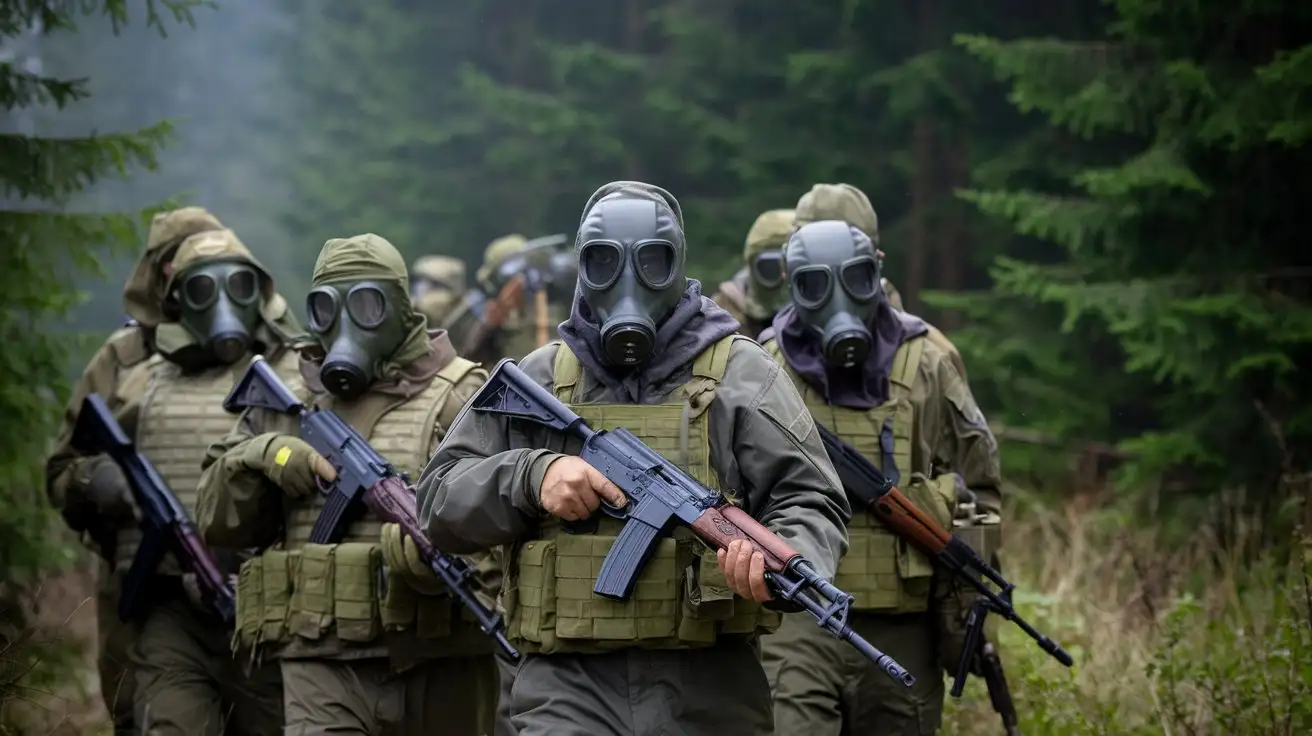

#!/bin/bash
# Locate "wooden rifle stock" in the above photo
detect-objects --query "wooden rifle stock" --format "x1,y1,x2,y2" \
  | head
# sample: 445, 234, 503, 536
868, 485, 955, 557
534, 288, 549, 347
461, 274, 526, 356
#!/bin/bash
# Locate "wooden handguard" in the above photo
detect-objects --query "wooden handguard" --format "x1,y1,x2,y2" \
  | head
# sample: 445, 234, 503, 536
689, 503, 801, 573
869, 486, 953, 554
462, 274, 526, 355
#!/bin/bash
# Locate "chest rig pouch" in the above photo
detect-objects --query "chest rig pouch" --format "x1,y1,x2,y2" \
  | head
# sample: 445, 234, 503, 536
770, 337, 957, 613
234, 358, 487, 658
503, 337, 781, 655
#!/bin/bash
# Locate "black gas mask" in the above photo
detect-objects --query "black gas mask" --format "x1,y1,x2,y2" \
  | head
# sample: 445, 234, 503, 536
576, 198, 686, 366
785, 221, 882, 368
162, 260, 262, 367
305, 281, 410, 400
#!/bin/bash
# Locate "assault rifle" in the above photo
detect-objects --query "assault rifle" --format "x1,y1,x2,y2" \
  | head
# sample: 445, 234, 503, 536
224, 356, 521, 662
71, 393, 236, 625
816, 423, 1072, 707
470, 359, 915, 687
461, 233, 570, 356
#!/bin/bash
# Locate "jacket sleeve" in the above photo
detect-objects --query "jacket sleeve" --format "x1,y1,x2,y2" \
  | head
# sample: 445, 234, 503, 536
933, 357, 1002, 513
710, 340, 851, 580
195, 408, 296, 549
416, 348, 562, 555
45, 330, 147, 517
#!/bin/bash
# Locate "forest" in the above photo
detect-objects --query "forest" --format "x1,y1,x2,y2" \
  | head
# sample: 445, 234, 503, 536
2, 0, 1310, 733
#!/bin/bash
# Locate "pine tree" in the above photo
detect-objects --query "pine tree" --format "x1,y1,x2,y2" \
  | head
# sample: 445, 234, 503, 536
0, 0, 198, 706
955, 0, 1312, 532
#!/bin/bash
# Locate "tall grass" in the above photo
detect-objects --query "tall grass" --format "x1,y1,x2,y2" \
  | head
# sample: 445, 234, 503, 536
945, 496, 1312, 735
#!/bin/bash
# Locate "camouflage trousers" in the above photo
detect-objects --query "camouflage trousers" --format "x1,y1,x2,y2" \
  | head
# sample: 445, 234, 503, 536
281, 654, 497, 736
762, 611, 944, 736
129, 589, 283, 736
508, 640, 772, 736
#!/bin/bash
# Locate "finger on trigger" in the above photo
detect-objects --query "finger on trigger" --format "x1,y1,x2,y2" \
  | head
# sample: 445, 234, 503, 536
586, 467, 626, 507
579, 486, 601, 513
314, 454, 338, 482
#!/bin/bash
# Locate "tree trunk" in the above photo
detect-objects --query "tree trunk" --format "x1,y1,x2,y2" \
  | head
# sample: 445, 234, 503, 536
908, 117, 933, 314
938, 137, 970, 330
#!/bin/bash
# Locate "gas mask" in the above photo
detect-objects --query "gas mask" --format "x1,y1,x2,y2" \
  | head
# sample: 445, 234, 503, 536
161, 260, 262, 367
742, 208, 794, 318
785, 221, 882, 368
306, 281, 410, 400
576, 197, 686, 366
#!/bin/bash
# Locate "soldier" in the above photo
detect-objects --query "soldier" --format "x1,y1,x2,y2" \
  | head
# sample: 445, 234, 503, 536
48, 227, 301, 735
793, 183, 969, 382
195, 234, 499, 735
410, 254, 468, 329
758, 219, 1002, 735
711, 208, 794, 340
45, 206, 226, 735
443, 233, 576, 365
415, 181, 851, 736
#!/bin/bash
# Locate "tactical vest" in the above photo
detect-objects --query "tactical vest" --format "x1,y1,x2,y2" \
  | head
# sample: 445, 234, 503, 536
765, 337, 957, 613
502, 337, 781, 655
234, 357, 486, 655
120, 351, 296, 575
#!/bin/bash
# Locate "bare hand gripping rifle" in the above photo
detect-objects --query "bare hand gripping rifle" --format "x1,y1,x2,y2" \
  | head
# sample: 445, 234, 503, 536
470, 359, 915, 687
816, 422, 1072, 707
223, 356, 521, 662
71, 393, 236, 625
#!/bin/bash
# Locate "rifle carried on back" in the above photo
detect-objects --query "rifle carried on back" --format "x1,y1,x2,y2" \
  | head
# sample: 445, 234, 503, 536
223, 356, 521, 662
71, 393, 236, 625
470, 359, 916, 687
817, 422, 1069, 723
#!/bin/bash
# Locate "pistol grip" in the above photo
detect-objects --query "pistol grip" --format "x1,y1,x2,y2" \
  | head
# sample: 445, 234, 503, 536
593, 518, 662, 600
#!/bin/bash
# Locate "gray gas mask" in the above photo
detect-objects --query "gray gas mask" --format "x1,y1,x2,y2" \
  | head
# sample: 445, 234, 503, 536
576, 198, 686, 366
165, 260, 262, 366
785, 221, 883, 368
305, 281, 410, 400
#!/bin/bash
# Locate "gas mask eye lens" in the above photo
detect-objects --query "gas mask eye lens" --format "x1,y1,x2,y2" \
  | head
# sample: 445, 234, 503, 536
346, 285, 389, 329
792, 267, 833, 309
226, 268, 259, 304
182, 273, 218, 310
840, 258, 878, 301
580, 241, 624, 288
633, 240, 676, 288
751, 252, 784, 288
306, 289, 338, 333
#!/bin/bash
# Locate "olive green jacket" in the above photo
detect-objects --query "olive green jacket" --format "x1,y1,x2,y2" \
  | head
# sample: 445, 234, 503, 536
415, 338, 852, 580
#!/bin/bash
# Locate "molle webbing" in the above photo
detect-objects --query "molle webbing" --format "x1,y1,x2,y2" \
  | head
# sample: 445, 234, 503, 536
283, 358, 475, 549
768, 336, 954, 612
122, 359, 252, 574
503, 337, 779, 654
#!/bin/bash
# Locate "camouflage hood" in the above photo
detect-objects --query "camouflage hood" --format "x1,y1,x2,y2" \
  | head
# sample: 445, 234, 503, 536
477, 234, 528, 289
742, 208, 794, 320
794, 184, 879, 244
152, 228, 305, 355
311, 233, 432, 376
122, 206, 224, 327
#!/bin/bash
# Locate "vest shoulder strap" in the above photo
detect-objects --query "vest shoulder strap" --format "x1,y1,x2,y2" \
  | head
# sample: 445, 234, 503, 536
691, 334, 739, 384
888, 336, 925, 399
107, 325, 152, 369
548, 340, 579, 401
435, 355, 480, 386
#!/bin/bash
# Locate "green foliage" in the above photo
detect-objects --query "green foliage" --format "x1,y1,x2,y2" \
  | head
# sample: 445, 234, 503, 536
943, 0, 1312, 528
0, 1, 196, 727
945, 519, 1312, 735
